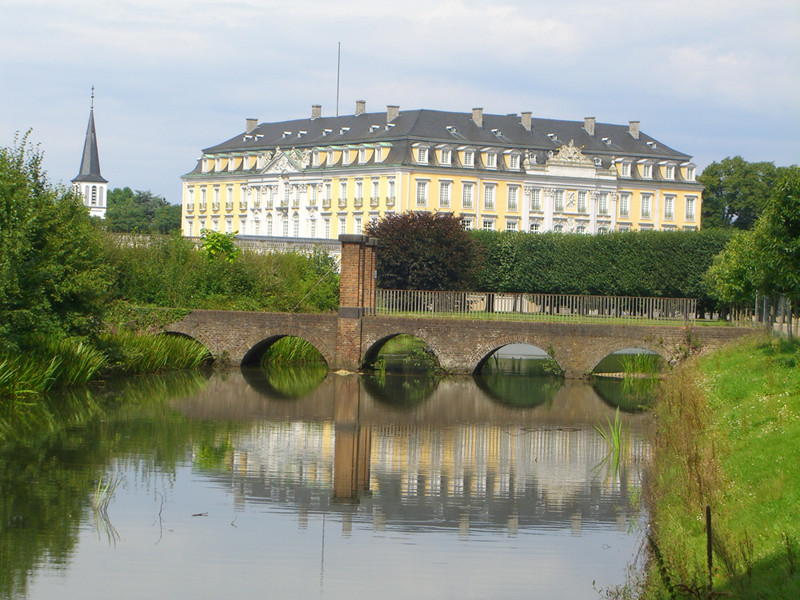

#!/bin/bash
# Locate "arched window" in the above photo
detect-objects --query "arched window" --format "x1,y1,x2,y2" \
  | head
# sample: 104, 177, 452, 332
91, 186, 97, 205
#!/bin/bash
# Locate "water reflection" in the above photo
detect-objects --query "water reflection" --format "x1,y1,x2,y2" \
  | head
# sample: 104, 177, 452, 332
473, 373, 562, 408
1, 370, 651, 600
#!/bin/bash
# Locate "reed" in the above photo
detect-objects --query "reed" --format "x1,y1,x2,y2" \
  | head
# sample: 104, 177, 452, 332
98, 330, 210, 374
618, 352, 662, 378
261, 336, 326, 366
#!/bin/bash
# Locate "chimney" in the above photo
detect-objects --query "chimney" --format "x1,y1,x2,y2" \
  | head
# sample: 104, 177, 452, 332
629, 120, 640, 140
472, 107, 483, 128
311, 104, 322, 119
584, 117, 596, 136
521, 111, 532, 132
245, 118, 258, 134
386, 105, 399, 123
355, 100, 366, 116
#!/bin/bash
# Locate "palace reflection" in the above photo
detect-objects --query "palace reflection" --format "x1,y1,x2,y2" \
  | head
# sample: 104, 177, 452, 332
176, 371, 648, 535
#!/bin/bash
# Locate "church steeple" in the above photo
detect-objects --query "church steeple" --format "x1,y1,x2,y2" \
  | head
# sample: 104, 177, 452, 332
72, 86, 108, 218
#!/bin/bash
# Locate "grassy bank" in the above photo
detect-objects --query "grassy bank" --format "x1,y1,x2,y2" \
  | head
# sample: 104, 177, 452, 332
639, 335, 800, 599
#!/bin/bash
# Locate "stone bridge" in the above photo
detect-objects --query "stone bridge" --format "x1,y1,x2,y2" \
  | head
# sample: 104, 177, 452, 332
164, 309, 752, 379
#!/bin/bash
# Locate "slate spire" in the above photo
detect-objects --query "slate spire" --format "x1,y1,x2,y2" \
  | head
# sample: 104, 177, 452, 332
73, 87, 107, 184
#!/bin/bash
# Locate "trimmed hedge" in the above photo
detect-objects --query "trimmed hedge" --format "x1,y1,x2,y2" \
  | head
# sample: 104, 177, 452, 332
471, 229, 733, 312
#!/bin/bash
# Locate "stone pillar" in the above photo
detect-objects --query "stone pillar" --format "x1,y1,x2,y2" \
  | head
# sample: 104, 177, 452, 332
336, 234, 378, 370
333, 376, 371, 503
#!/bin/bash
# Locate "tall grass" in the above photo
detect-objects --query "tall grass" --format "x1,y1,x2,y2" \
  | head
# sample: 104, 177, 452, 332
261, 336, 326, 366
618, 352, 663, 378
98, 330, 210, 375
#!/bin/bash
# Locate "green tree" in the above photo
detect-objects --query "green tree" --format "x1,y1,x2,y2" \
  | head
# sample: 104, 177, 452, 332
699, 156, 784, 229
200, 228, 240, 263
106, 187, 179, 233
365, 212, 480, 290
0, 134, 113, 353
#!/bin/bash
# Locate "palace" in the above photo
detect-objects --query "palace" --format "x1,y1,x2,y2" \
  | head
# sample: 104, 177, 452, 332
181, 102, 702, 239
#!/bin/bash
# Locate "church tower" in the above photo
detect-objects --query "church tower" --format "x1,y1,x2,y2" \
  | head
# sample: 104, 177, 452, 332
72, 87, 108, 218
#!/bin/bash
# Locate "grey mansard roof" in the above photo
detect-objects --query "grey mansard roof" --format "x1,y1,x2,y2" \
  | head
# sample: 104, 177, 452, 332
184, 108, 695, 180
72, 108, 107, 184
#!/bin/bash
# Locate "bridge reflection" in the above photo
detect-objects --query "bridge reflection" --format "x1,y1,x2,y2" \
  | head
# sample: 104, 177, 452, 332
177, 372, 648, 535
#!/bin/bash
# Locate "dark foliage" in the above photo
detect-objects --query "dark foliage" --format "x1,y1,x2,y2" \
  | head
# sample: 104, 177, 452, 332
106, 187, 180, 233
366, 211, 480, 290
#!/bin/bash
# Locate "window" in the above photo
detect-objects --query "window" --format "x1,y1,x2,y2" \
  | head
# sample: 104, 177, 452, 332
483, 184, 495, 210
462, 183, 474, 209
226, 219, 233, 233
577, 191, 587, 213
598, 192, 609, 215
509, 154, 520, 170
507, 186, 519, 211
324, 218, 331, 238
327, 149, 335, 165
553, 223, 564, 233
371, 179, 380, 204
354, 216, 362, 234
597, 226, 609, 234
417, 147, 428, 163
358, 147, 367, 164
227, 185, 234, 210
440, 148, 451, 165
530, 188, 542, 211
664, 164, 674, 179
462, 217, 473, 231
265, 215, 273, 235
486, 152, 497, 168
440, 181, 451, 208
213, 186, 220, 210
293, 215, 300, 237
482, 219, 494, 231
416, 180, 429, 207
463, 150, 474, 167
283, 184, 290, 207
312, 150, 320, 167
339, 217, 346, 235
506, 221, 518, 232
641, 163, 652, 178
554, 190, 565, 212
200, 187, 207, 210
686, 196, 696, 221
641, 194, 652, 218
282, 216, 289, 237
212, 219, 219, 231
529, 222, 540, 233
339, 181, 348, 205
355, 180, 363, 203
664, 195, 675, 220
621, 162, 631, 177
619, 193, 630, 218
310, 219, 316, 238
374, 146, 382, 163
387, 178, 396, 203
309, 185, 318, 206
686, 166, 696, 181
91, 186, 97, 205
187, 187, 194, 212
254, 220, 260, 235
576, 224, 587, 234
324, 182, 332, 206
343, 149, 352, 165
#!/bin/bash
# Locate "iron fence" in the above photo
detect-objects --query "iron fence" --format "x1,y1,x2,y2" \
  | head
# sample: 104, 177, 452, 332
376, 289, 697, 324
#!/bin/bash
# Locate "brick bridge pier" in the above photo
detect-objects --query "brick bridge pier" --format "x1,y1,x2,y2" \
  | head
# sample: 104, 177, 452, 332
164, 235, 754, 378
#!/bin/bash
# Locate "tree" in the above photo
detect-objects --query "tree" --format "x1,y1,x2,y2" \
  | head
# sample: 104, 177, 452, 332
0, 134, 113, 352
200, 228, 240, 263
106, 187, 180, 233
365, 212, 480, 290
699, 157, 784, 229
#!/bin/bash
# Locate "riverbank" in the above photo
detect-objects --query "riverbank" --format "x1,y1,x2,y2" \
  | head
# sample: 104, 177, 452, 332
640, 335, 800, 599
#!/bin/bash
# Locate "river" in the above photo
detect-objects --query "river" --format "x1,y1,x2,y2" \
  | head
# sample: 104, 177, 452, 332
1, 368, 651, 599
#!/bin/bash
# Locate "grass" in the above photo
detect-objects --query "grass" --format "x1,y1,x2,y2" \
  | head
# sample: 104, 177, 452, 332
366, 334, 442, 374
261, 336, 327, 366
637, 335, 800, 599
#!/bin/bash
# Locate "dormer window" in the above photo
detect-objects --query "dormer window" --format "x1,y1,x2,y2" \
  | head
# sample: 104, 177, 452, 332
282, 131, 292, 139
664, 164, 674, 180
343, 149, 352, 166
486, 152, 497, 169
508, 154, 520, 170
620, 162, 631, 177
686, 165, 696, 181
417, 147, 429, 164
369, 125, 380, 132
440, 148, 452, 165
593, 157, 602, 168
215, 157, 222, 172
312, 150, 320, 167
202, 157, 211, 172
327, 149, 335, 165
340, 127, 350, 135
228, 156, 236, 171
374, 145, 382, 163
358, 147, 367, 164
446, 125, 456, 134
491, 128, 501, 136
641, 163, 652, 178
463, 150, 474, 167
322, 128, 332, 136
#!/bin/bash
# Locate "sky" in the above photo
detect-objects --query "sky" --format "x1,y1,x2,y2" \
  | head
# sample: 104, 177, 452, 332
1, 0, 798, 204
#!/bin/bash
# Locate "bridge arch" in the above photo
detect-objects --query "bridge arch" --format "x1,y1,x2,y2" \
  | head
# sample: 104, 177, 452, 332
241, 333, 333, 368
361, 332, 441, 371
585, 341, 671, 375
470, 336, 564, 376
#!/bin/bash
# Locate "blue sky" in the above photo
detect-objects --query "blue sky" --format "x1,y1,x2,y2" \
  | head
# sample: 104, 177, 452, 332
1, 0, 798, 204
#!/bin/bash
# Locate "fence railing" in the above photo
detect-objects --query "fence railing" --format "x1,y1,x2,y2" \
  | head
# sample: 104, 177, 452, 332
376, 289, 697, 324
